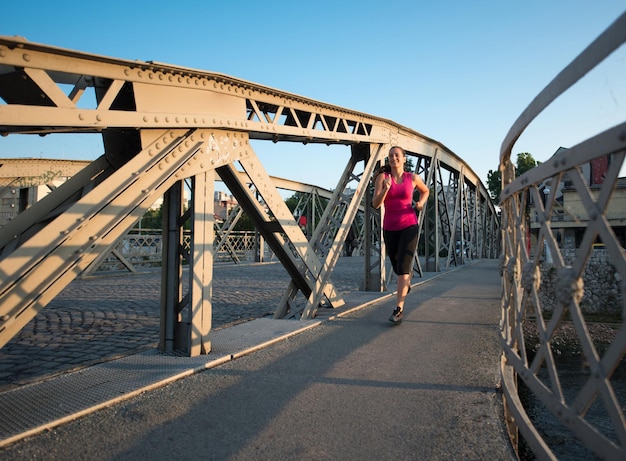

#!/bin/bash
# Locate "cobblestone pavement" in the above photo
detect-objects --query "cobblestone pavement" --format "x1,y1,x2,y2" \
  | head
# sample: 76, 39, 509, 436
0, 257, 368, 391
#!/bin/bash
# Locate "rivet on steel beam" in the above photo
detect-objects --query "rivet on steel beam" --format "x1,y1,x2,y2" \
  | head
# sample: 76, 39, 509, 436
0, 50, 5, 58
78, 113, 85, 120
96, 115, 102, 122
124, 69, 130, 76
22, 53, 30, 62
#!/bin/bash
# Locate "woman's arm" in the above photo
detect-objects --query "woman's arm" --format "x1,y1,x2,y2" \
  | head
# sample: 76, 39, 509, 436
412, 174, 429, 211
372, 173, 391, 209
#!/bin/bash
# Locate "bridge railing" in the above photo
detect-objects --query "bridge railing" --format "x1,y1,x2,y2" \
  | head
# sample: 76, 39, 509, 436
499, 12, 626, 460
89, 229, 275, 272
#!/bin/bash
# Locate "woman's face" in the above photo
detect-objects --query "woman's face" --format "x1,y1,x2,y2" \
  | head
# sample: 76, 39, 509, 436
388, 148, 405, 167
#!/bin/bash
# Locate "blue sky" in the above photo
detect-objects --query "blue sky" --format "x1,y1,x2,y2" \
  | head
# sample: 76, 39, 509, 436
1, 1, 625, 191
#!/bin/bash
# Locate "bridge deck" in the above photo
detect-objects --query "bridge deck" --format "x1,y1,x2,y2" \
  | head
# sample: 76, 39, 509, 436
0, 259, 514, 459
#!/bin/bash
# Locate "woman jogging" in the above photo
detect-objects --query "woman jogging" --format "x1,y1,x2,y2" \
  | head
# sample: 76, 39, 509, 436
372, 146, 429, 323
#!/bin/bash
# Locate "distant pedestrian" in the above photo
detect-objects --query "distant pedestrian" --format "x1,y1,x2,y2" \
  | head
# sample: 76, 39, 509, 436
372, 146, 429, 323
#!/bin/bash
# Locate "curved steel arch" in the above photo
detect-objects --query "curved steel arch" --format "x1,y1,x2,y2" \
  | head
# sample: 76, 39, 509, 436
499, 12, 626, 460
0, 36, 498, 356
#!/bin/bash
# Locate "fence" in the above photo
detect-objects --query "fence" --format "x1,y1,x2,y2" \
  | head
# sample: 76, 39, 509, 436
499, 12, 626, 460
92, 229, 271, 272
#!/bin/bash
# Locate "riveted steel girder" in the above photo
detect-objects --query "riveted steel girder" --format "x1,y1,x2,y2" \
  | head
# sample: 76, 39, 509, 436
0, 36, 499, 356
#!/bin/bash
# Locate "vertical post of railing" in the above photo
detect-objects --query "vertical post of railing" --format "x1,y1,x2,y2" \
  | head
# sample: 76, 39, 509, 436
500, 156, 519, 450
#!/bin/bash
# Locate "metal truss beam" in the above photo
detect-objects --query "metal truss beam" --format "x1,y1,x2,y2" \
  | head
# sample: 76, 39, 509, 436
0, 36, 499, 356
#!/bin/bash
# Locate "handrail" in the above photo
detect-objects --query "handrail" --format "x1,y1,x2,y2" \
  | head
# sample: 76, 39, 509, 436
499, 11, 626, 460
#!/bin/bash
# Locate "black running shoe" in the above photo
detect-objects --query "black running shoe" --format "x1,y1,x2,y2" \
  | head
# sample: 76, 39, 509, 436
389, 306, 403, 323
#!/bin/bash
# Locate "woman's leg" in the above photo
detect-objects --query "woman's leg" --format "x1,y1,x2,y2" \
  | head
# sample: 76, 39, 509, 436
394, 225, 419, 312
396, 273, 411, 309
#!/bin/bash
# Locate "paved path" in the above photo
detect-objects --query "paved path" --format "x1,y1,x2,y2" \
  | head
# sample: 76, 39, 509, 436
0, 258, 515, 460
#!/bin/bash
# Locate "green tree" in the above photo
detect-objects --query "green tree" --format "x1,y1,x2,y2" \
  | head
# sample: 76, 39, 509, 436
516, 152, 539, 176
136, 206, 163, 230
487, 152, 540, 203
284, 193, 301, 213
486, 169, 502, 203
233, 213, 255, 231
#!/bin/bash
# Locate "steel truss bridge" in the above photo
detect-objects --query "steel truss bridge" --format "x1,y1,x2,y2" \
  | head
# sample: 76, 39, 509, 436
3, 13, 625, 456
0, 35, 498, 359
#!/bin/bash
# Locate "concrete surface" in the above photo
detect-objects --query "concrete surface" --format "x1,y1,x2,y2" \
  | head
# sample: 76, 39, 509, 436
0, 258, 515, 460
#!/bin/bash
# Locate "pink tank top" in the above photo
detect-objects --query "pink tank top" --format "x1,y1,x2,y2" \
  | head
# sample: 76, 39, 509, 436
383, 172, 418, 231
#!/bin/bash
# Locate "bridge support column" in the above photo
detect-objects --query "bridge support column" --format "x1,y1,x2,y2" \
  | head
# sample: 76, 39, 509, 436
363, 144, 387, 291
189, 171, 214, 355
160, 180, 185, 353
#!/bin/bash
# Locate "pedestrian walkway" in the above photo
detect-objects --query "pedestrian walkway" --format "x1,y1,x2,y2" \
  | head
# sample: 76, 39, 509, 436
0, 259, 515, 460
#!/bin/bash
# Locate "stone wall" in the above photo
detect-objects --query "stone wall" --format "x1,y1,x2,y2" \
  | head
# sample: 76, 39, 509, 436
538, 248, 623, 315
